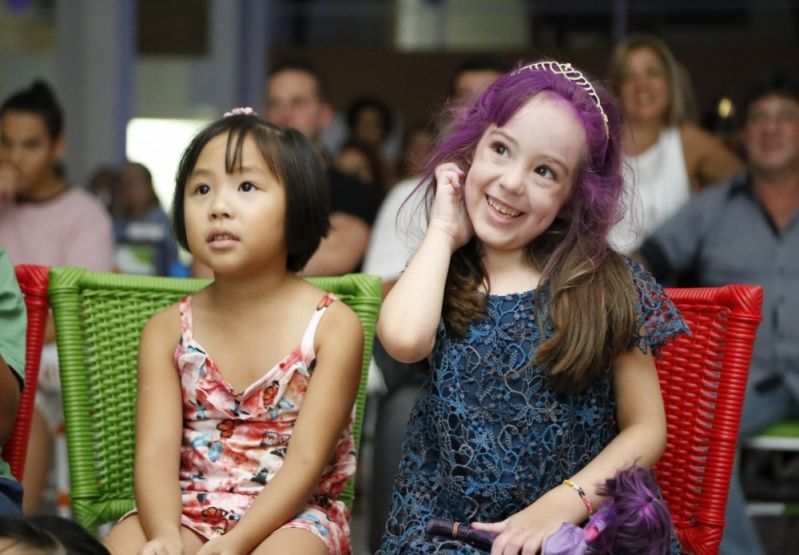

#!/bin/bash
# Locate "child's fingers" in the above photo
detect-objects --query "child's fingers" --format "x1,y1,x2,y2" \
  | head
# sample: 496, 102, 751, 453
435, 163, 465, 190
471, 520, 506, 532
491, 529, 540, 555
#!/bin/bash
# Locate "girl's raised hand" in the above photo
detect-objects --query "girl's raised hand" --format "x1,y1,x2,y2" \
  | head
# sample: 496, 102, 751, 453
429, 162, 473, 251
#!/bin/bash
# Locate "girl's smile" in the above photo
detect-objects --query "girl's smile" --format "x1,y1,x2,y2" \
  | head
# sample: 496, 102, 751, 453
485, 194, 524, 219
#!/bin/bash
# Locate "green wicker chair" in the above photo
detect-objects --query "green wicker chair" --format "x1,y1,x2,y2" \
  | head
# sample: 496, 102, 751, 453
48, 266, 380, 531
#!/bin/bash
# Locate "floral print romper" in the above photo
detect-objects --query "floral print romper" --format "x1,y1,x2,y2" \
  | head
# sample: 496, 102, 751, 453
175, 292, 355, 553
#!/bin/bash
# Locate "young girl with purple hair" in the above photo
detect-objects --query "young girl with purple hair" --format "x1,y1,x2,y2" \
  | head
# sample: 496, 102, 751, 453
376, 60, 688, 554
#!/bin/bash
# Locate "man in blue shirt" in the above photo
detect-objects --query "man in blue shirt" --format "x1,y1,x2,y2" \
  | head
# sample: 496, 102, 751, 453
640, 70, 799, 555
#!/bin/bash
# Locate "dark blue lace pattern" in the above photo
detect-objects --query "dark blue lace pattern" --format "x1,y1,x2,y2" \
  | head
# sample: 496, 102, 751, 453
379, 261, 688, 554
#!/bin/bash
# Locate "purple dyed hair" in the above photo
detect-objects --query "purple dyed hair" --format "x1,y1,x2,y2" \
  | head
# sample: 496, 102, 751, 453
417, 60, 636, 392
590, 466, 674, 555
423, 59, 625, 265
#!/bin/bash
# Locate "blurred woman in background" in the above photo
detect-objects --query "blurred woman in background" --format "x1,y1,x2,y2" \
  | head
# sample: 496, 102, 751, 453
608, 33, 744, 252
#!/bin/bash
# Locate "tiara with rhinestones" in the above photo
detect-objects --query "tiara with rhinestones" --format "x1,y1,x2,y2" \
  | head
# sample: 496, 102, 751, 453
512, 61, 610, 140
224, 106, 257, 117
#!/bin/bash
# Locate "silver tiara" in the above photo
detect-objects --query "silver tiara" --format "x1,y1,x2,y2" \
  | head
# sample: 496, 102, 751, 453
512, 61, 609, 140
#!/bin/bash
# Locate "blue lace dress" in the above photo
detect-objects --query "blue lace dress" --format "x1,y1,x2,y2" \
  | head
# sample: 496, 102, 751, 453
379, 261, 688, 554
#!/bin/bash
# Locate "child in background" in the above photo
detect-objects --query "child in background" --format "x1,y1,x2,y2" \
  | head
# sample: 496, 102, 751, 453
377, 61, 687, 554
102, 109, 364, 555
112, 161, 179, 276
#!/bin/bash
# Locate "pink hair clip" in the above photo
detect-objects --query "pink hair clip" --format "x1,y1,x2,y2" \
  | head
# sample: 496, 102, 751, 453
224, 106, 257, 117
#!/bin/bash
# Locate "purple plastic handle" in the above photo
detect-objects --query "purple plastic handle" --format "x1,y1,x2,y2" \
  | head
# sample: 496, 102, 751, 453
426, 518, 498, 551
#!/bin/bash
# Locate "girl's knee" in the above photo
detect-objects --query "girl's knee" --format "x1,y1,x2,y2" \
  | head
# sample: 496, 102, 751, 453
101, 515, 146, 555
102, 518, 205, 555
251, 527, 330, 555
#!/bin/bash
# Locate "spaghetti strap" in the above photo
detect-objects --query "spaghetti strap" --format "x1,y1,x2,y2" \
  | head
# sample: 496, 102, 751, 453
178, 296, 194, 344
300, 293, 336, 362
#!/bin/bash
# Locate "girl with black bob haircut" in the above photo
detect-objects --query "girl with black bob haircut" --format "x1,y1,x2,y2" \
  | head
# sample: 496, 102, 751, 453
104, 108, 363, 555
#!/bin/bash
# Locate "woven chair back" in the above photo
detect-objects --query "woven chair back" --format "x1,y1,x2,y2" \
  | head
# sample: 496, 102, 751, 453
655, 285, 762, 554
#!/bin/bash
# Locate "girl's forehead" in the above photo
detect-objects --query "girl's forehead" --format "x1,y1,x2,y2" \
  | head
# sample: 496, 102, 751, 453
192, 130, 278, 179
499, 93, 584, 135
198, 131, 257, 160
1, 110, 49, 136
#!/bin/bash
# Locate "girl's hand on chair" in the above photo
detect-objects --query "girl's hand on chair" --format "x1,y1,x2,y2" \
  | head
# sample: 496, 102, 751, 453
138, 536, 183, 555
472, 493, 584, 555
429, 162, 473, 251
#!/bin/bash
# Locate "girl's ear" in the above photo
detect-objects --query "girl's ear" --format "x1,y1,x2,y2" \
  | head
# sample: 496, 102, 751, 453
461, 155, 473, 175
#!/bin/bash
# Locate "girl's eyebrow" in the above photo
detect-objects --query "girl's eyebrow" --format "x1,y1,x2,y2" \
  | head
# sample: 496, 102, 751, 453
487, 127, 519, 146
189, 167, 214, 178
541, 155, 571, 177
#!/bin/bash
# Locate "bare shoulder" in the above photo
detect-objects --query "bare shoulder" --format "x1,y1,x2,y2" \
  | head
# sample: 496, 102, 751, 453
324, 297, 362, 333
680, 121, 738, 155
680, 121, 743, 187
141, 302, 181, 351
316, 293, 363, 349
282, 278, 364, 351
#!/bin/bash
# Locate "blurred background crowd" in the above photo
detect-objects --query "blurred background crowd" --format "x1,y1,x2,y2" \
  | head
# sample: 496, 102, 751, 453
0, 1, 798, 554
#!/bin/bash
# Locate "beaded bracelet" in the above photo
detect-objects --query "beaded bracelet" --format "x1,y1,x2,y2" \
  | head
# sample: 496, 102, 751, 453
563, 478, 594, 516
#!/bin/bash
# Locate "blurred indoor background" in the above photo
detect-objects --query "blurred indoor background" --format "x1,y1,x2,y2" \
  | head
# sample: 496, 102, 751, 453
2, 2, 798, 553
1, 0, 798, 204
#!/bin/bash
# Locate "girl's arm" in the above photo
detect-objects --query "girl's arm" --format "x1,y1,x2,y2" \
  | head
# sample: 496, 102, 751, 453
134, 308, 185, 552
681, 122, 744, 190
474, 347, 667, 554
205, 301, 364, 554
377, 163, 473, 363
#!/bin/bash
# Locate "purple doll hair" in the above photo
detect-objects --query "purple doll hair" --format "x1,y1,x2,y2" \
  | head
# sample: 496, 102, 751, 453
420, 59, 626, 267
590, 466, 674, 555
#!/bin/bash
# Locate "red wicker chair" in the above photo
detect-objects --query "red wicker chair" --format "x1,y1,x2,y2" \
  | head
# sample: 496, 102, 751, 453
1, 265, 50, 481
655, 285, 763, 555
